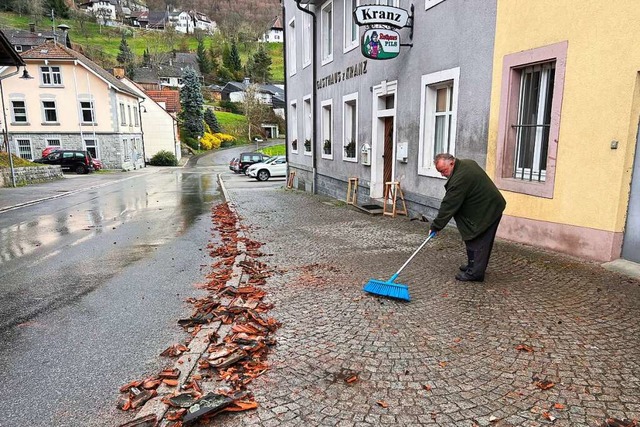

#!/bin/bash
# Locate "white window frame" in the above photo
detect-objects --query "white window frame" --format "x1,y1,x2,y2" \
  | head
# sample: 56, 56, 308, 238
79, 100, 95, 124
417, 67, 459, 177
120, 103, 127, 125
343, 0, 359, 53
321, 99, 333, 160
11, 99, 28, 124
342, 92, 358, 162
123, 138, 131, 161
288, 17, 297, 76
321, 0, 334, 65
303, 95, 312, 156
425, 0, 445, 10
42, 100, 59, 124
302, 12, 312, 68
290, 100, 299, 153
127, 105, 133, 126
16, 138, 33, 160
46, 138, 61, 148
378, 0, 398, 6
84, 138, 99, 160
40, 66, 62, 86
133, 106, 139, 126
15, 45, 22, 53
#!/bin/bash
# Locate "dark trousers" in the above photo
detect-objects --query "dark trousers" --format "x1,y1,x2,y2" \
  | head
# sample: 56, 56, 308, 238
464, 215, 502, 279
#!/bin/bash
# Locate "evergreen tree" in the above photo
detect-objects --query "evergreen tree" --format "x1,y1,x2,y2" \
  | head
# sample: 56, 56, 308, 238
204, 108, 221, 133
178, 67, 205, 148
143, 48, 151, 66
117, 34, 134, 65
196, 38, 212, 75
45, 0, 69, 19
222, 43, 232, 71
229, 40, 242, 73
246, 44, 272, 83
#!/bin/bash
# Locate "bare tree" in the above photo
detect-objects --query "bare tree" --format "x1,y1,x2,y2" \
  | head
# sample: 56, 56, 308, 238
242, 83, 271, 144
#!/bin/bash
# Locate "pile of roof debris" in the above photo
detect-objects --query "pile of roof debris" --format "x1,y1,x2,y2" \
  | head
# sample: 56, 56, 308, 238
117, 202, 279, 426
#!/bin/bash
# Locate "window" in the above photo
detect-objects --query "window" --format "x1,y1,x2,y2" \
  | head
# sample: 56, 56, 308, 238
321, 0, 333, 64
128, 105, 133, 126
303, 96, 312, 155
40, 66, 62, 86
17, 139, 32, 160
344, 0, 358, 52
84, 139, 98, 159
302, 13, 312, 67
321, 100, 333, 159
288, 18, 296, 75
15, 45, 22, 53
343, 93, 358, 161
418, 67, 459, 177
120, 103, 126, 125
425, 0, 445, 10
495, 41, 567, 198
160, 77, 170, 85
11, 100, 27, 123
42, 100, 58, 123
123, 139, 131, 161
46, 139, 61, 148
80, 101, 95, 123
133, 106, 139, 126
290, 100, 298, 153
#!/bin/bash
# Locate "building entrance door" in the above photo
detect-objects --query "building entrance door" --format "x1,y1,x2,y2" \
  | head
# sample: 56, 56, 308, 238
622, 120, 640, 262
383, 118, 394, 185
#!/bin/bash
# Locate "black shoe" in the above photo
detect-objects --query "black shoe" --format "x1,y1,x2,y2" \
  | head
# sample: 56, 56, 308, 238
455, 272, 484, 282
459, 264, 469, 272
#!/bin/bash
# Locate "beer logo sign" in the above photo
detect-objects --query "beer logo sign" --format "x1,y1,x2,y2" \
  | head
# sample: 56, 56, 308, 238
353, 5, 409, 28
361, 28, 400, 60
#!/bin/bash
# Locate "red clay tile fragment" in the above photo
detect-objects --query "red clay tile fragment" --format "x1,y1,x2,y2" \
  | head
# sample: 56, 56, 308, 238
376, 400, 389, 408
600, 419, 639, 427
515, 344, 535, 352
535, 380, 555, 390
345, 375, 358, 383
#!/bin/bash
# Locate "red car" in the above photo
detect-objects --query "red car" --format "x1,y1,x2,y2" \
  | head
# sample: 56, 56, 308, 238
91, 158, 103, 171
41, 146, 59, 157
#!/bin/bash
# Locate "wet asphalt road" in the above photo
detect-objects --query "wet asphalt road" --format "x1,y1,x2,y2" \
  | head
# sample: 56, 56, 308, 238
0, 168, 221, 426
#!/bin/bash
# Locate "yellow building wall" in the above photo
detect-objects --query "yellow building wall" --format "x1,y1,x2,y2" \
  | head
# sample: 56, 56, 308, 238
487, 2, 640, 235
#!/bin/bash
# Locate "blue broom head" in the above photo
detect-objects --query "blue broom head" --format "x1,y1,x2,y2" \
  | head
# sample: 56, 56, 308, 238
363, 278, 410, 301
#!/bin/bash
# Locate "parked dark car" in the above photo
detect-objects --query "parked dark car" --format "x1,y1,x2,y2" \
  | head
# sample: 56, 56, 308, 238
234, 152, 267, 174
34, 150, 95, 174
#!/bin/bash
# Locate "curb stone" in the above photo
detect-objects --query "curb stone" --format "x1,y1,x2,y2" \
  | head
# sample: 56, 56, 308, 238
125, 173, 248, 426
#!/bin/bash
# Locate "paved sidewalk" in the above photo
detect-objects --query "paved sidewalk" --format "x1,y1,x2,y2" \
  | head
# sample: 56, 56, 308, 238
214, 184, 640, 427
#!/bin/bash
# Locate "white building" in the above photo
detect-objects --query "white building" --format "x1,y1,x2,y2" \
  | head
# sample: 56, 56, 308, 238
260, 16, 283, 43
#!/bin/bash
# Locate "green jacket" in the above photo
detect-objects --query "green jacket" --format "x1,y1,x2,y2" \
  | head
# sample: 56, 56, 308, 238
431, 159, 506, 241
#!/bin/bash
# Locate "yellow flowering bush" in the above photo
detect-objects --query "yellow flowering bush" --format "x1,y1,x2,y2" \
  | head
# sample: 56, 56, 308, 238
199, 132, 236, 150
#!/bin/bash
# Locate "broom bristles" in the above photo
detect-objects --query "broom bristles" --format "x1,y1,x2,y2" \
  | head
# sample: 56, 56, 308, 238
363, 278, 410, 301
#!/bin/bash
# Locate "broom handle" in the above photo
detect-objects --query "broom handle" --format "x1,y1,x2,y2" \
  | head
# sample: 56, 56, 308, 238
389, 231, 436, 282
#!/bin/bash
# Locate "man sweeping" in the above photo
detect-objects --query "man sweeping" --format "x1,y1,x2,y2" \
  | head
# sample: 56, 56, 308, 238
429, 153, 506, 282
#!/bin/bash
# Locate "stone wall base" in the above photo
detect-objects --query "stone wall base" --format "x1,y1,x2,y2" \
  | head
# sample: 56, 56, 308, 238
0, 166, 63, 187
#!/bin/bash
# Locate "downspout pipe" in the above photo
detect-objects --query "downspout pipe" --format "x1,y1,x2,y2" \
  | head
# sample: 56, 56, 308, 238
295, 0, 318, 194
281, 0, 289, 166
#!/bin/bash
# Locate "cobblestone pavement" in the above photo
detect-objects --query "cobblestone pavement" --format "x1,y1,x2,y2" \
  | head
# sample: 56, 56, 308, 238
212, 183, 640, 427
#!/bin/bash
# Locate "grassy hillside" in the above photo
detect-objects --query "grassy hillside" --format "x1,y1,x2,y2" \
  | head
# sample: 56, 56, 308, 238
0, 12, 284, 83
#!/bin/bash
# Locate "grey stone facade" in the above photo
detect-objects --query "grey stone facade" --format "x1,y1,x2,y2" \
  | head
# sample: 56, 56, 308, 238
10, 132, 144, 171
285, 0, 497, 219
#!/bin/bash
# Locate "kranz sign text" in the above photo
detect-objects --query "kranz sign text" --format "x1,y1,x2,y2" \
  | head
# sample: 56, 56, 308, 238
316, 60, 368, 90
353, 5, 409, 28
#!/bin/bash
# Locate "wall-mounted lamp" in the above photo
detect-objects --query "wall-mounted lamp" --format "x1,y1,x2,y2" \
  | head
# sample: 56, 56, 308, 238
21, 69, 34, 80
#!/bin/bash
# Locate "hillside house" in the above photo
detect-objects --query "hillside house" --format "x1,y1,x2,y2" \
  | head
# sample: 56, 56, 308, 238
2, 41, 144, 170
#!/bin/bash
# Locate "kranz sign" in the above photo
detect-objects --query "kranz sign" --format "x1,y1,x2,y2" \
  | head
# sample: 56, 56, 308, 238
353, 5, 409, 28
353, 5, 409, 60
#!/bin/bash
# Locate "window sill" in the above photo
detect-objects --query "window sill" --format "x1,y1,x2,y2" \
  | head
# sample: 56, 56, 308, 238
321, 56, 334, 66
81, 122, 98, 126
496, 177, 554, 199
11, 122, 30, 126
39, 85, 64, 89
304, 150, 312, 156
418, 168, 446, 179
41, 122, 60, 126
321, 153, 333, 160
343, 157, 357, 163
343, 43, 358, 54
